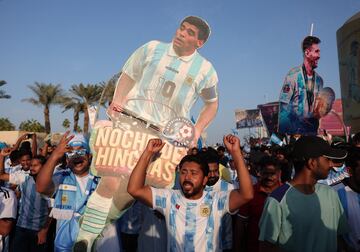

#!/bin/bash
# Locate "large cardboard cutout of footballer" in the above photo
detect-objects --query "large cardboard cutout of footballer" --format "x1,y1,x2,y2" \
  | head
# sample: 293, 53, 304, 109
278, 35, 335, 136
76, 16, 219, 250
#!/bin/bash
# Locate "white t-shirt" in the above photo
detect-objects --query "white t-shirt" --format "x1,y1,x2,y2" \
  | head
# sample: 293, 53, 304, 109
9, 170, 29, 185
75, 173, 90, 195
0, 187, 18, 252
151, 187, 232, 252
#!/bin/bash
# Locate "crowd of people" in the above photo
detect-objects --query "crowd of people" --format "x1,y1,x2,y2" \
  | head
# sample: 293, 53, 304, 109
1, 14, 360, 252
0, 131, 359, 252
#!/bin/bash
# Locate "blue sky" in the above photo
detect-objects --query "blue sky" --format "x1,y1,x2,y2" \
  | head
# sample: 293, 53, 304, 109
0, 0, 359, 144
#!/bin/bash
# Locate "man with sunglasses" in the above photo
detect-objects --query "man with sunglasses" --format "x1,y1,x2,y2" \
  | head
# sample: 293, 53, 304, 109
36, 132, 99, 252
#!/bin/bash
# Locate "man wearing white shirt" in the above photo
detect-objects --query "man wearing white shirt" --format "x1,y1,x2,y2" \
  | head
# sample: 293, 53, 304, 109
0, 186, 17, 252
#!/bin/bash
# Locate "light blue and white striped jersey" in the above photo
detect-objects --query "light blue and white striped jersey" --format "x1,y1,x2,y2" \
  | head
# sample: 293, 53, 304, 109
1, 158, 21, 188
205, 179, 234, 250
16, 176, 49, 231
279, 66, 323, 117
151, 187, 231, 252
119, 40, 218, 127
336, 184, 360, 251
205, 178, 235, 192
278, 65, 323, 134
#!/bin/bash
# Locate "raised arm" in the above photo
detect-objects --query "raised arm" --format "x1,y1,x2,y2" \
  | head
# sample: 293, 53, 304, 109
30, 133, 38, 157
10, 134, 28, 152
0, 148, 11, 181
106, 73, 136, 117
223, 135, 253, 212
127, 139, 165, 208
36, 132, 74, 196
193, 100, 218, 145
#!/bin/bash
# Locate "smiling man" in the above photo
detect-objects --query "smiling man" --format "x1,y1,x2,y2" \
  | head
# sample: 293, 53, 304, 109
36, 133, 99, 252
128, 135, 253, 252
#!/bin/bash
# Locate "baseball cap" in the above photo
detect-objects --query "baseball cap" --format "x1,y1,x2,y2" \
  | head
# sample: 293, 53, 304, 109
68, 133, 89, 152
292, 136, 347, 160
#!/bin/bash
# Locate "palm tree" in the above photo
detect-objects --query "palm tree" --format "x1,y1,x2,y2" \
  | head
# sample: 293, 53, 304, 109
0, 80, 11, 99
61, 96, 85, 132
101, 72, 121, 106
69, 83, 103, 133
22, 82, 65, 133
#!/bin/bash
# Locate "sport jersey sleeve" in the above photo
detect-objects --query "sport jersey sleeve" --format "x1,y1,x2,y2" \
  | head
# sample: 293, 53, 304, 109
197, 64, 218, 103
151, 187, 171, 216
220, 190, 235, 215
258, 197, 282, 244
0, 188, 18, 219
279, 71, 295, 105
9, 171, 27, 185
122, 41, 153, 83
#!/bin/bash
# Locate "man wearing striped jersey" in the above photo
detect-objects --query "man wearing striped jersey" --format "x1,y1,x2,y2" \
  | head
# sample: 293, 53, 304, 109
336, 148, 360, 251
0, 186, 17, 252
36, 133, 99, 252
128, 135, 253, 252
108, 16, 218, 144
279, 36, 323, 135
201, 148, 236, 251
0, 148, 32, 188
11, 155, 51, 252
77, 16, 219, 251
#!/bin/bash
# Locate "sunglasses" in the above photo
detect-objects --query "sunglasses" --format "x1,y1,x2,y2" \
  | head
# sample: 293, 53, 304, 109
66, 149, 88, 159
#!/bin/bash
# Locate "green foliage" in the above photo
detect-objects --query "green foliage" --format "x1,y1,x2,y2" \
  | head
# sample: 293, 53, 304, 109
19, 119, 46, 132
22, 82, 65, 133
0, 117, 15, 131
23, 82, 65, 108
67, 83, 104, 133
0, 80, 11, 99
101, 72, 121, 106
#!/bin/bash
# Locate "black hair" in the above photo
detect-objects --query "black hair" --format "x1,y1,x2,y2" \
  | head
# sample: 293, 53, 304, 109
181, 16, 210, 43
9, 150, 20, 163
179, 154, 209, 176
19, 141, 31, 152
352, 132, 360, 146
302, 36, 321, 53
32, 155, 47, 165
199, 147, 219, 164
259, 156, 281, 172
292, 158, 308, 174
345, 148, 360, 170
19, 149, 32, 159
217, 146, 225, 152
